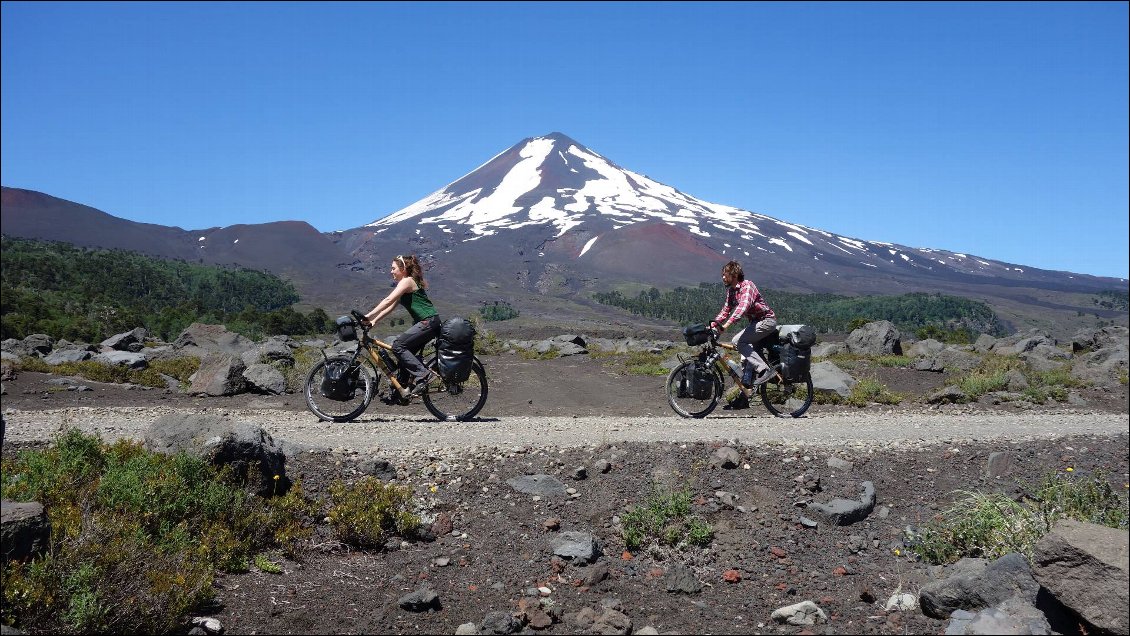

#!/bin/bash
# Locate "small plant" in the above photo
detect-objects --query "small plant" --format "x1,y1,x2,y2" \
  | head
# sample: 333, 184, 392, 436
253, 554, 283, 574
957, 369, 1010, 401
326, 477, 421, 549
913, 491, 1043, 564
874, 355, 914, 368
594, 350, 670, 376
845, 378, 903, 407
914, 470, 1130, 565
622, 485, 713, 551
1032, 470, 1129, 531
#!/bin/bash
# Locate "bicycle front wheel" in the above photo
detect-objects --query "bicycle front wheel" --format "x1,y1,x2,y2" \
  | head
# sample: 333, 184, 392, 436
304, 357, 377, 423
759, 370, 814, 418
422, 356, 488, 421
666, 360, 723, 418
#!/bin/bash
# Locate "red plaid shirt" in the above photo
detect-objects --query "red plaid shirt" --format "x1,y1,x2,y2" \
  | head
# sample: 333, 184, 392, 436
714, 280, 775, 329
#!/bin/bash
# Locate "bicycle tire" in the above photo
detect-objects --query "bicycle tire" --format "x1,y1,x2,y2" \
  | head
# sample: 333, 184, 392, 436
304, 356, 377, 423
759, 369, 814, 418
421, 356, 488, 421
666, 360, 723, 418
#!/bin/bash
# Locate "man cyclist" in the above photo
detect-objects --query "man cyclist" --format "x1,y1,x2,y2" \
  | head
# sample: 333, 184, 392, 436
711, 260, 778, 410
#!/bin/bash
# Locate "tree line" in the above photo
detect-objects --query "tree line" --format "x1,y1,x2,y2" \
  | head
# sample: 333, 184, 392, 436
1, 237, 332, 342
593, 282, 1008, 339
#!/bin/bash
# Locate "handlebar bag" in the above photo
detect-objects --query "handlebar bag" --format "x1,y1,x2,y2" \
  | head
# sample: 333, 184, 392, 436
335, 315, 357, 342
683, 323, 710, 346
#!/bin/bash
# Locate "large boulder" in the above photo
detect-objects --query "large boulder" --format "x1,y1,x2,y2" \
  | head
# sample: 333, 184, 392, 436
92, 351, 149, 369
100, 327, 149, 352
1072, 344, 1129, 389
810, 361, 857, 398
1071, 326, 1129, 353
906, 338, 946, 358
173, 323, 255, 357
143, 414, 291, 497
0, 500, 51, 563
915, 347, 982, 373
845, 321, 902, 356
43, 347, 94, 365
991, 330, 1056, 356
5, 334, 55, 358
1031, 519, 1129, 634
920, 553, 1040, 619
242, 363, 288, 395
190, 353, 247, 396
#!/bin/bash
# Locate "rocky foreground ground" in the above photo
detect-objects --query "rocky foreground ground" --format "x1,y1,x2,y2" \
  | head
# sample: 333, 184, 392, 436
3, 403, 1128, 635
2, 322, 1128, 635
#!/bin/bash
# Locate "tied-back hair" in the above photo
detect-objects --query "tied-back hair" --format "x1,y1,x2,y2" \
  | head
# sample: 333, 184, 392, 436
395, 254, 427, 289
722, 260, 745, 283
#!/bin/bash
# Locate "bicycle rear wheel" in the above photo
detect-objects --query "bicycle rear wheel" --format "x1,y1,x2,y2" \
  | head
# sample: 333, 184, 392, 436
758, 369, 814, 418
422, 356, 488, 421
304, 357, 377, 422
666, 360, 723, 418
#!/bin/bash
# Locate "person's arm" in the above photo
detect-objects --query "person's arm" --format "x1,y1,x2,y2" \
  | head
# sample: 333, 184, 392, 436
364, 278, 415, 325
712, 290, 732, 331
721, 282, 754, 331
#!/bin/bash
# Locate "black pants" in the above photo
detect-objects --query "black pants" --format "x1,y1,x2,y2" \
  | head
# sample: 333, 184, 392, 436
392, 315, 440, 383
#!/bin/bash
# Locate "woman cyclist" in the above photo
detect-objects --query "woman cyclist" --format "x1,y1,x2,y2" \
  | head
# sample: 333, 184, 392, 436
362, 254, 440, 397
711, 260, 778, 410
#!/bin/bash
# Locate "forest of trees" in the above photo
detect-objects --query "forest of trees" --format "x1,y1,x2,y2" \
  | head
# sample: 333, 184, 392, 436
593, 282, 1008, 339
1, 237, 332, 342
478, 300, 519, 322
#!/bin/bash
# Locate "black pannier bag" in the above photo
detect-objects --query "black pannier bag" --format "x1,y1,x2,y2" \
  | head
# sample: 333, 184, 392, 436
778, 344, 811, 382
782, 324, 816, 348
436, 317, 476, 383
688, 361, 715, 400
320, 358, 357, 401
673, 366, 690, 398
683, 323, 710, 346
335, 315, 357, 342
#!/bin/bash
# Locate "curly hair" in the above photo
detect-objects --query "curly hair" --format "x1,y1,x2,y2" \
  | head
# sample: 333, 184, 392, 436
394, 254, 428, 289
722, 260, 745, 283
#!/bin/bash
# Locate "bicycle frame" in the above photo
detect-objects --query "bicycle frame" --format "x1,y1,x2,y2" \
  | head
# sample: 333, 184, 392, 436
339, 311, 416, 399
708, 337, 784, 397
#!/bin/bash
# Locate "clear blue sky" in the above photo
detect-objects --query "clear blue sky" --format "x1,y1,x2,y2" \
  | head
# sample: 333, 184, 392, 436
3, 2, 1127, 278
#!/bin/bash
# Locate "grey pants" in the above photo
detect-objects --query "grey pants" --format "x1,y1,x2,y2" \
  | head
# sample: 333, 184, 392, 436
392, 315, 441, 383
731, 317, 778, 373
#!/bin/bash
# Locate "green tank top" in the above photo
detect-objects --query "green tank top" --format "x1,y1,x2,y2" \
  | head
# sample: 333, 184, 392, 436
399, 286, 437, 323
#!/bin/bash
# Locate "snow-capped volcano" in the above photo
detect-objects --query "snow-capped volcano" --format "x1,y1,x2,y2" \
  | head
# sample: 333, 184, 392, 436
331, 132, 1122, 314
364, 133, 1083, 284
371, 132, 755, 243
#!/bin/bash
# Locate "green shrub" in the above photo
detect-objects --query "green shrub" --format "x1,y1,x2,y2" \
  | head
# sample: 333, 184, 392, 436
0, 430, 313, 633
478, 301, 519, 322
622, 485, 713, 551
874, 355, 914, 368
517, 348, 559, 360
326, 478, 421, 549
845, 378, 903, 407
913, 491, 1043, 564
914, 470, 1129, 565
16, 357, 200, 389
957, 370, 1010, 400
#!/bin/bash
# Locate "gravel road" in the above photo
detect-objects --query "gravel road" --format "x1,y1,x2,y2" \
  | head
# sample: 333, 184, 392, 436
4, 406, 1127, 456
